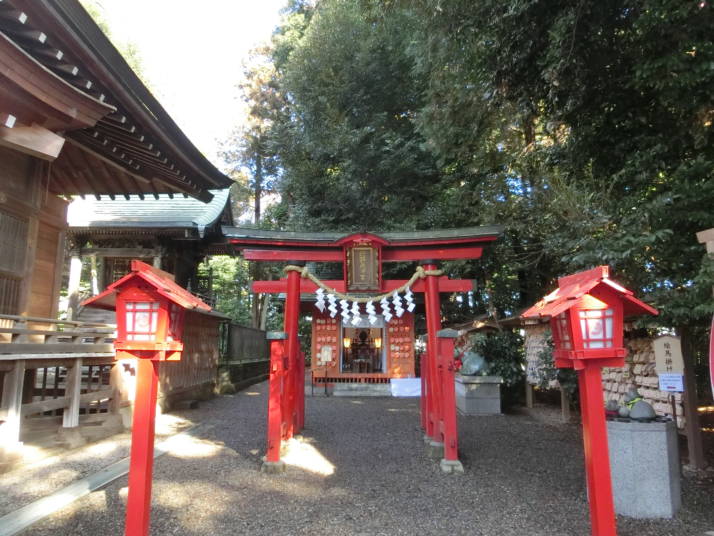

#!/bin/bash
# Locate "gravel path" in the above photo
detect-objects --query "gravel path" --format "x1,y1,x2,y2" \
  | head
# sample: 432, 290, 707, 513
0, 414, 192, 518
16, 382, 714, 535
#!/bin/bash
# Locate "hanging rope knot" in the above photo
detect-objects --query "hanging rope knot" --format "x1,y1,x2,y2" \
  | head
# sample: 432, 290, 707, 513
283, 263, 443, 303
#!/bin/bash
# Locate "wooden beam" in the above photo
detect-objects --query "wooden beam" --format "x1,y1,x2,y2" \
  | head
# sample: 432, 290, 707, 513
250, 277, 474, 294
243, 249, 343, 262
382, 246, 484, 262
0, 122, 64, 160
79, 247, 159, 258
0, 359, 25, 449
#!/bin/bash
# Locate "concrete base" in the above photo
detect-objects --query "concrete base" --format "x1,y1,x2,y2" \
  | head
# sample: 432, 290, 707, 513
332, 383, 391, 397
260, 459, 286, 474
440, 459, 464, 474
426, 441, 444, 459
608, 419, 681, 518
455, 375, 502, 415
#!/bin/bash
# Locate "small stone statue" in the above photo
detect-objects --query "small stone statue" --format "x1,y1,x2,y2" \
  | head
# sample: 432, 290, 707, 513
460, 350, 486, 376
623, 387, 643, 409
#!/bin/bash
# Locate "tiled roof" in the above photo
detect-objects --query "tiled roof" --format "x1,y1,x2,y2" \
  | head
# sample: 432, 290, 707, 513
68, 189, 231, 237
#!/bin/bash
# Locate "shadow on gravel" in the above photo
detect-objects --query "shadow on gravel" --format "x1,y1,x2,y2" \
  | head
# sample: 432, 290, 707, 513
25, 380, 714, 536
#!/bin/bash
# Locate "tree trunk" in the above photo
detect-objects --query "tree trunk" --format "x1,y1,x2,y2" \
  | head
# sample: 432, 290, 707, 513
677, 325, 706, 469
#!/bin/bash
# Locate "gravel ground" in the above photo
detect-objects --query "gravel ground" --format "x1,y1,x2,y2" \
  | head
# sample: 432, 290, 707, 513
0, 413, 192, 517
15, 381, 714, 536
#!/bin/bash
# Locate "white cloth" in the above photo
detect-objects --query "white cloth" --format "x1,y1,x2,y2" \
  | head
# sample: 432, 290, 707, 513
390, 378, 421, 397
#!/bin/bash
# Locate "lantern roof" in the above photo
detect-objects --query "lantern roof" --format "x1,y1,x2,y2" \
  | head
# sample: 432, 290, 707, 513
521, 266, 658, 319
82, 260, 213, 313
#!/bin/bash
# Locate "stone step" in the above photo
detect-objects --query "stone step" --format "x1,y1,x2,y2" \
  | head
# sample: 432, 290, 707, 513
331, 383, 391, 397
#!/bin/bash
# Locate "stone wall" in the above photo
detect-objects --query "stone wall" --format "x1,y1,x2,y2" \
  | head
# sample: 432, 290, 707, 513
603, 337, 684, 428
524, 323, 552, 386
524, 324, 684, 429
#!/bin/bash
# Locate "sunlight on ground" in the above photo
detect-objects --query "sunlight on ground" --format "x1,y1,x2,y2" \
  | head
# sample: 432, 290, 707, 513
281, 437, 335, 476
151, 480, 229, 533
387, 407, 414, 413
19, 444, 53, 465
43, 487, 108, 514
162, 434, 223, 459
350, 400, 364, 405
155, 413, 193, 435
83, 440, 122, 457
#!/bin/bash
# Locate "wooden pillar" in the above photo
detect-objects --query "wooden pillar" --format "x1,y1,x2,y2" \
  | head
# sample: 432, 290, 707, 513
437, 329, 463, 473
264, 332, 287, 471
0, 360, 26, 451
423, 262, 442, 443
296, 350, 305, 433
62, 358, 83, 428
578, 364, 617, 536
124, 358, 160, 536
67, 254, 83, 320
420, 337, 428, 431
525, 383, 534, 409
679, 326, 706, 469
283, 262, 302, 439
90, 254, 99, 295
560, 387, 572, 423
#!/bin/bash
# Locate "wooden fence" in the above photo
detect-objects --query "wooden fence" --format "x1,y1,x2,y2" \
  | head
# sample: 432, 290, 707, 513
219, 324, 269, 390
0, 314, 117, 459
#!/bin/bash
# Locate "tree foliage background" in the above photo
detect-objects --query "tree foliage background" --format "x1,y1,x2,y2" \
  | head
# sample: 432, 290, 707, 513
228, 0, 713, 334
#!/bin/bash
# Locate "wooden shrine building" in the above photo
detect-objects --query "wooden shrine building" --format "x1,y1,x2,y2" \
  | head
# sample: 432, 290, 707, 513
65, 188, 233, 319
0, 0, 232, 468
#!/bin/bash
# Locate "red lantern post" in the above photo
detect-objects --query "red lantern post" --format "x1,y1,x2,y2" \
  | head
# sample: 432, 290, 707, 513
83, 261, 213, 536
522, 266, 657, 536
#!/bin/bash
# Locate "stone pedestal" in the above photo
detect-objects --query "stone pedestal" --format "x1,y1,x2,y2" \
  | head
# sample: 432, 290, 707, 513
607, 419, 681, 518
455, 375, 502, 415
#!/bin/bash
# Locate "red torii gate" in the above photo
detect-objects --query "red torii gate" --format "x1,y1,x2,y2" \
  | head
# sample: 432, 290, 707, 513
224, 226, 503, 472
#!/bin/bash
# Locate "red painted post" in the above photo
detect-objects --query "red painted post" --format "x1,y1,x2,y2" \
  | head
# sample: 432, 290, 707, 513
297, 350, 305, 432
284, 263, 302, 439
420, 336, 427, 431
423, 262, 442, 442
437, 330, 460, 464
579, 364, 617, 536
124, 358, 159, 536
265, 334, 287, 464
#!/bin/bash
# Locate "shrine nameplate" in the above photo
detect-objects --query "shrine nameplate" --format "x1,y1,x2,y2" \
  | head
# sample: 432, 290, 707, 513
347, 244, 379, 291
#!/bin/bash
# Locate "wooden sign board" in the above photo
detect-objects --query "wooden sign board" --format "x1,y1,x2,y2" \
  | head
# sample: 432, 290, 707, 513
654, 335, 684, 375
346, 244, 379, 291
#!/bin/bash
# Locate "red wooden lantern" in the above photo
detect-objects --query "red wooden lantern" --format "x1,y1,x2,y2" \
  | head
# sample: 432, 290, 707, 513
528, 266, 654, 369
522, 266, 657, 536
83, 260, 212, 536
85, 260, 209, 362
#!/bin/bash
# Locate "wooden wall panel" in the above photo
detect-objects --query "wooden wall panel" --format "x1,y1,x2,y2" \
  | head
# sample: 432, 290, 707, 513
27, 221, 61, 318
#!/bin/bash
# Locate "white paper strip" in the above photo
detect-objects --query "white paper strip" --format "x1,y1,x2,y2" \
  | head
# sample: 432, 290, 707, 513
327, 293, 338, 317
315, 288, 326, 312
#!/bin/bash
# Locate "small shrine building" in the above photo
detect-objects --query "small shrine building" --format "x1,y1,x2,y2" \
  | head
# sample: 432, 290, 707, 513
224, 226, 503, 385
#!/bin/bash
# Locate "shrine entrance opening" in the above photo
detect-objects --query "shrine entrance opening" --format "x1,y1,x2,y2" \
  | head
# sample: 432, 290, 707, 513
224, 225, 503, 473
340, 317, 386, 374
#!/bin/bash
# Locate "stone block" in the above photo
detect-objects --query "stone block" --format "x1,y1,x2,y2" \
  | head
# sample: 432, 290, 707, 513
607, 420, 681, 518
440, 459, 464, 474
261, 459, 286, 474
455, 375, 502, 415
